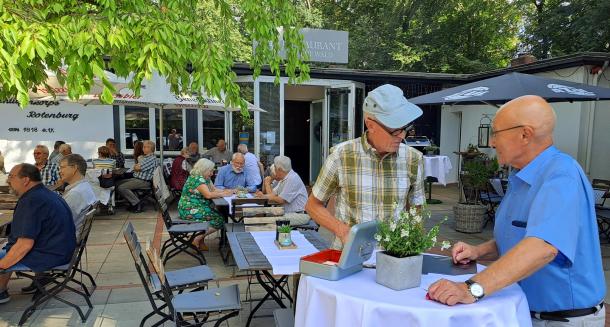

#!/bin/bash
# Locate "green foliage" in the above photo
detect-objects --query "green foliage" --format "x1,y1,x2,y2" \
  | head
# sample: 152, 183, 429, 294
461, 156, 497, 204
375, 206, 449, 258
0, 0, 310, 119
277, 224, 292, 233
520, 0, 610, 59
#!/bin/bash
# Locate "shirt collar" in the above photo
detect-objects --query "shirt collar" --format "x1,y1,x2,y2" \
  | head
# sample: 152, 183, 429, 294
65, 178, 87, 193
360, 132, 398, 159
515, 145, 559, 185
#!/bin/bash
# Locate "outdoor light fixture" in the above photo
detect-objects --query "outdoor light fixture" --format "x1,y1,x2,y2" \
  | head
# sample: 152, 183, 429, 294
478, 114, 492, 148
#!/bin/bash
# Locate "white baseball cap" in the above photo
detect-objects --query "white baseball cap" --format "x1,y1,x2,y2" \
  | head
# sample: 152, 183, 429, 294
363, 84, 423, 128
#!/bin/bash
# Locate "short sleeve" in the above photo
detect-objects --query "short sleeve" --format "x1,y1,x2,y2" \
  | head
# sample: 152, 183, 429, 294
278, 178, 299, 204
525, 171, 580, 267
312, 150, 340, 203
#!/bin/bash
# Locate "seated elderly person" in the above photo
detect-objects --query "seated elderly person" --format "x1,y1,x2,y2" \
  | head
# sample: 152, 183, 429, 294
59, 154, 97, 237
0, 164, 76, 304
204, 139, 232, 165
51, 144, 72, 165
186, 142, 202, 166
214, 153, 257, 193
33, 145, 60, 187
106, 138, 125, 169
256, 156, 310, 226
116, 140, 158, 213
170, 148, 192, 191
178, 159, 232, 251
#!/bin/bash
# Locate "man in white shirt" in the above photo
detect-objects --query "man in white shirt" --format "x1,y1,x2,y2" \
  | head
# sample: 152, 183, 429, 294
256, 155, 310, 226
59, 154, 97, 238
237, 144, 262, 187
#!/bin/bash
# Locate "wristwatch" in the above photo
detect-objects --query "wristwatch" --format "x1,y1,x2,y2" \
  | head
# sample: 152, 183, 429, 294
465, 279, 485, 302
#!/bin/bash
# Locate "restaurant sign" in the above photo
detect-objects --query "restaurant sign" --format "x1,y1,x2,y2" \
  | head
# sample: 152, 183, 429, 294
257, 28, 349, 64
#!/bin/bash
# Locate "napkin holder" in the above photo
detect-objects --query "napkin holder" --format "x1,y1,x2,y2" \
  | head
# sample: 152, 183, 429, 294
299, 221, 377, 281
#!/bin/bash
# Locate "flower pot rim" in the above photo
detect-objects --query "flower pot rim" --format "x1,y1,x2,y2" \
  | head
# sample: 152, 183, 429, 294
379, 251, 424, 259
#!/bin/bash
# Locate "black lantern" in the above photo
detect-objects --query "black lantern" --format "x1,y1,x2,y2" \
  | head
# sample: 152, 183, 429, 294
478, 115, 492, 148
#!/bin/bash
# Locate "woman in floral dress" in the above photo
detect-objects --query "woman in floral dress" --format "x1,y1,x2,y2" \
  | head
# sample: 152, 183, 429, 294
178, 158, 232, 250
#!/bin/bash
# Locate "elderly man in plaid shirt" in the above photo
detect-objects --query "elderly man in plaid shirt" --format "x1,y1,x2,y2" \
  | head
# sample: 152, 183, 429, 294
306, 84, 426, 249
32, 145, 60, 187
116, 140, 158, 213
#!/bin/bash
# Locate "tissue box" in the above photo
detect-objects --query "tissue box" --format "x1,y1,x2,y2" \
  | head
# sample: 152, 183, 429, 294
299, 221, 377, 281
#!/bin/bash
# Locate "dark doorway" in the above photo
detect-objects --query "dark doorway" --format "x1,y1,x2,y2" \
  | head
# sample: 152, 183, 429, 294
284, 100, 311, 184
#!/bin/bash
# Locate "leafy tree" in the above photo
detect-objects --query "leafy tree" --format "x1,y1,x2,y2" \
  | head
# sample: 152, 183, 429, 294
520, 0, 610, 59
0, 0, 310, 116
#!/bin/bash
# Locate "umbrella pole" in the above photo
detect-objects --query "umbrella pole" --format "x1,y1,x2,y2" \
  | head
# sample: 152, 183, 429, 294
159, 107, 164, 163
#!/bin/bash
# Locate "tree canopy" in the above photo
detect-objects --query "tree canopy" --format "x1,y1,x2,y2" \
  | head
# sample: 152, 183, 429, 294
0, 0, 310, 113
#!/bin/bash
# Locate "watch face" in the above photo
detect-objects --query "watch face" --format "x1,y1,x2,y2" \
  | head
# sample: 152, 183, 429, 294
471, 283, 484, 297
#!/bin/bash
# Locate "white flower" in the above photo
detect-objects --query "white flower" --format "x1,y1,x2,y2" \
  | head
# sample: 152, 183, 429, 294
431, 236, 437, 243
441, 241, 451, 251
374, 234, 381, 242
414, 215, 422, 224
409, 207, 417, 216
384, 236, 390, 243
390, 221, 397, 232
400, 229, 409, 238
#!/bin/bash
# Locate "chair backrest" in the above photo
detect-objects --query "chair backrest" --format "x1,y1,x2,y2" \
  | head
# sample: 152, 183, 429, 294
592, 179, 610, 207
231, 198, 268, 222
489, 178, 505, 197
144, 238, 176, 314
57, 206, 97, 273
162, 158, 173, 178
242, 206, 284, 232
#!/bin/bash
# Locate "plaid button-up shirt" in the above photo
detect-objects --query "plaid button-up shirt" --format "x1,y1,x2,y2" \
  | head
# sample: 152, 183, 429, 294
40, 161, 60, 186
134, 154, 158, 181
312, 133, 426, 249
109, 152, 125, 168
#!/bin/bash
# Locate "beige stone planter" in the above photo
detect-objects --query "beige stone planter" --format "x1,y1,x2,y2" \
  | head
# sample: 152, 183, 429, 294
375, 252, 423, 291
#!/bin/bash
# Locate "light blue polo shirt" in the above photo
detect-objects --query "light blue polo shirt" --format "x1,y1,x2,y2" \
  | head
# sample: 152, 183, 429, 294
494, 146, 605, 312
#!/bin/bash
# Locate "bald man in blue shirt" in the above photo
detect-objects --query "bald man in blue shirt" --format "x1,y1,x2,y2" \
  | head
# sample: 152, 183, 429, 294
429, 95, 605, 326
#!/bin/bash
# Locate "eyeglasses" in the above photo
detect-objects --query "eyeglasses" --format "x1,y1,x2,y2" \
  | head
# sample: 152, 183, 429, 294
370, 118, 413, 137
33, 152, 44, 155
59, 164, 74, 170
490, 125, 525, 137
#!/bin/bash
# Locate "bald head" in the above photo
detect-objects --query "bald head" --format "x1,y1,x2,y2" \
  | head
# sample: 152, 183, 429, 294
496, 95, 556, 141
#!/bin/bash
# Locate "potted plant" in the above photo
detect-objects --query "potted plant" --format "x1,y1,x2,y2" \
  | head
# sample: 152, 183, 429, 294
454, 155, 497, 233
277, 224, 293, 246
235, 186, 249, 198
374, 206, 450, 290
423, 143, 439, 156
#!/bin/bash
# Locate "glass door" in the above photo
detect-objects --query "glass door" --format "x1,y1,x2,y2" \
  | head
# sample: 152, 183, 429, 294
324, 83, 355, 158
310, 100, 324, 184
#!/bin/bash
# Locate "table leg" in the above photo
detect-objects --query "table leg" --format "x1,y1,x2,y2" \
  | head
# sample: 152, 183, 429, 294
425, 178, 442, 204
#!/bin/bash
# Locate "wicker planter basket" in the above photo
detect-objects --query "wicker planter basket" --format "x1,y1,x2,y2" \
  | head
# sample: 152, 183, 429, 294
453, 203, 487, 233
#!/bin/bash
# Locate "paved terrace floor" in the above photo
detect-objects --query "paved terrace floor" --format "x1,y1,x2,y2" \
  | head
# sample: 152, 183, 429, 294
1, 184, 609, 326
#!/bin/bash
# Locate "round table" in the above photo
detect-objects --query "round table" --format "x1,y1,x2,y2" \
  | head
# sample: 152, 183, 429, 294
295, 267, 532, 327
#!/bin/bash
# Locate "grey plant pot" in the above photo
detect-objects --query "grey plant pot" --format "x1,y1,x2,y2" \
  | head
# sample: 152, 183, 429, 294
375, 252, 423, 291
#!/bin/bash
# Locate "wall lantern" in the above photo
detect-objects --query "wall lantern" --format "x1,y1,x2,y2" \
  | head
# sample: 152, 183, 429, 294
478, 115, 492, 148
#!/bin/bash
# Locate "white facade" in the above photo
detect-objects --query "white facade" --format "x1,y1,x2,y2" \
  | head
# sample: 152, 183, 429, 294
440, 66, 610, 183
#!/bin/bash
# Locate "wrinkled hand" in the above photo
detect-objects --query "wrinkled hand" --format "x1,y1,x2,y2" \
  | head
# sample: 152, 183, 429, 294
337, 222, 351, 245
428, 279, 475, 306
264, 176, 274, 185
451, 241, 479, 265
254, 190, 264, 197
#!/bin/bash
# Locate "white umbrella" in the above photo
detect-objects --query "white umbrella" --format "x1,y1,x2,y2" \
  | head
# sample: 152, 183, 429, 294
30, 68, 128, 101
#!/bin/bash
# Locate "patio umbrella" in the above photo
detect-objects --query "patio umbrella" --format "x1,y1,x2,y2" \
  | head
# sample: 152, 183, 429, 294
409, 72, 610, 106
30, 68, 128, 102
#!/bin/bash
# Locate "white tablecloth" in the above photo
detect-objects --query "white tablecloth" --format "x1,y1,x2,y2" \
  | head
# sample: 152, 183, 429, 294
85, 169, 113, 206
222, 194, 257, 214
423, 155, 452, 186
295, 265, 532, 327
251, 231, 319, 275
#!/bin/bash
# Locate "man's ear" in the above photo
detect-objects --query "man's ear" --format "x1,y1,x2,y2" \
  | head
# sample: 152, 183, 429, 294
521, 125, 535, 143
364, 117, 374, 130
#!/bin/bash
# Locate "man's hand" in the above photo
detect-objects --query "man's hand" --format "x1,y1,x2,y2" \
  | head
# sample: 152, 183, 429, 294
254, 190, 264, 197
452, 241, 479, 265
264, 176, 273, 185
337, 222, 351, 245
428, 279, 476, 306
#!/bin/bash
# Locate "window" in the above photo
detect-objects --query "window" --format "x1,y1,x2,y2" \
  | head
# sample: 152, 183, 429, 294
155, 109, 184, 151
232, 82, 255, 154
257, 82, 280, 168
202, 111, 225, 150
124, 106, 150, 149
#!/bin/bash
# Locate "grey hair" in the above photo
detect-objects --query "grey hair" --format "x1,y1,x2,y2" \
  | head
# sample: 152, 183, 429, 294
232, 152, 244, 161
61, 154, 87, 176
180, 147, 189, 156
191, 158, 215, 177
274, 156, 292, 172
143, 140, 155, 149
59, 144, 71, 152
237, 144, 248, 154
35, 144, 49, 154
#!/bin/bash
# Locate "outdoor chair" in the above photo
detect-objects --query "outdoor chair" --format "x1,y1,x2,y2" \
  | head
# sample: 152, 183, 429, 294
592, 179, 610, 241
230, 198, 268, 223
123, 222, 216, 327
155, 188, 209, 265
8, 207, 97, 325
597, 207, 610, 243
152, 182, 191, 224
480, 181, 503, 228
145, 242, 241, 327
592, 179, 610, 208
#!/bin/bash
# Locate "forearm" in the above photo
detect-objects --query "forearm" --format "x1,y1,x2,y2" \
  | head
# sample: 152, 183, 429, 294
305, 195, 347, 237
0, 242, 32, 269
474, 240, 500, 261
472, 237, 557, 296
266, 193, 286, 205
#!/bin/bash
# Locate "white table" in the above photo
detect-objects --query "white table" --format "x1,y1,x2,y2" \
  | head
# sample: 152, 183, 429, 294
85, 169, 113, 206
423, 155, 452, 186
295, 265, 532, 327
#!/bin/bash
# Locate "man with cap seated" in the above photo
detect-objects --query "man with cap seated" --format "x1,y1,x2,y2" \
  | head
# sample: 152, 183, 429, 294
306, 84, 426, 249
0, 163, 76, 304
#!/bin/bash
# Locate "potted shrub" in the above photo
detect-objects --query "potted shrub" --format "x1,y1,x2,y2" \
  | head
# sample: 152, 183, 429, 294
277, 224, 293, 246
423, 143, 440, 156
375, 206, 450, 290
454, 155, 497, 233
